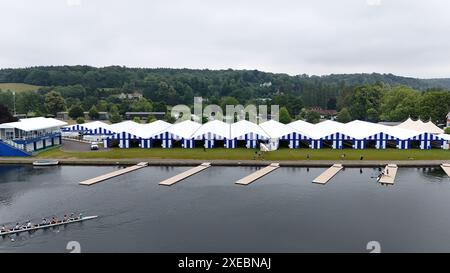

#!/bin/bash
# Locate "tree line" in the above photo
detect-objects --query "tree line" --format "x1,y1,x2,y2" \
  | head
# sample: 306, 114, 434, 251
0, 66, 449, 125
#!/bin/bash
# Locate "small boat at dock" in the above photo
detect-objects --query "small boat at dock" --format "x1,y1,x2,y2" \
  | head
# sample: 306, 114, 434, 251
1, 215, 98, 237
32, 160, 59, 166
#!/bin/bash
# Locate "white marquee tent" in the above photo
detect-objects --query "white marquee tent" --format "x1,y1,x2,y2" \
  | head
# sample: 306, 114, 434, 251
191, 120, 231, 148
230, 120, 269, 148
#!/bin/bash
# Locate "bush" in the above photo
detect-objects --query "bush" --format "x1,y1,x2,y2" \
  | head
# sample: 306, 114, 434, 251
69, 105, 84, 120
88, 105, 99, 120
147, 115, 157, 123
279, 107, 292, 124
76, 117, 85, 124
109, 112, 122, 124
445, 127, 450, 134
133, 117, 141, 123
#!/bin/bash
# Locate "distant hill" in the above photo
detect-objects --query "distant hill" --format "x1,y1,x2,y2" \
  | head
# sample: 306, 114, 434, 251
313, 73, 450, 90
0, 66, 448, 90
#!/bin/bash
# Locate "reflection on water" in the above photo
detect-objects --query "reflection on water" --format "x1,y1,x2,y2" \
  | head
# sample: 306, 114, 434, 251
0, 164, 449, 253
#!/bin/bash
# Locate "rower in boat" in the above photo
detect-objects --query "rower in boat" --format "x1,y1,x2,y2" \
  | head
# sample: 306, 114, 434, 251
13, 223, 21, 231
63, 215, 68, 222
50, 217, 57, 224
41, 218, 48, 226
1, 225, 7, 233
26, 221, 32, 229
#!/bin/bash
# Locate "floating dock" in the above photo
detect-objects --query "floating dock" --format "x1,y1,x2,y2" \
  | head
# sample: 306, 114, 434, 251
79, 162, 148, 186
441, 163, 450, 177
312, 164, 343, 184
235, 163, 280, 186
159, 162, 211, 186
378, 164, 398, 184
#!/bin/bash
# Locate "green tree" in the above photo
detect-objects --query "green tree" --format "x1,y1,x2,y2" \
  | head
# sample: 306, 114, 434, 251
367, 108, 379, 122
17, 91, 43, 114
418, 91, 450, 124
109, 104, 122, 123
337, 107, 352, 123
380, 86, 420, 121
163, 112, 176, 123
278, 107, 292, 124
44, 91, 66, 115
0, 104, 18, 123
109, 112, 122, 123
220, 96, 240, 110
305, 111, 320, 124
348, 84, 385, 121
130, 98, 153, 112
76, 117, 85, 124
133, 116, 141, 123
88, 105, 99, 120
68, 105, 84, 120
147, 115, 157, 123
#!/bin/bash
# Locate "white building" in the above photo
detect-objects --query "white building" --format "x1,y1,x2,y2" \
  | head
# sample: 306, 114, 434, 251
0, 117, 67, 156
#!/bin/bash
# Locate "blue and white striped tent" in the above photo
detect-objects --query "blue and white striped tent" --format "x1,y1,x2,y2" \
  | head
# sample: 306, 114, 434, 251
310, 132, 353, 149
193, 132, 226, 148
191, 120, 231, 148
230, 120, 270, 149
62, 121, 113, 135
352, 132, 398, 149
407, 132, 445, 150
104, 131, 140, 148
260, 120, 310, 148
159, 120, 202, 148
62, 124, 89, 132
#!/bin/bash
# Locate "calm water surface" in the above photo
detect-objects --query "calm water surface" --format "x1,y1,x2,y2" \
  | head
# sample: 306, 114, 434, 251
0, 164, 449, 252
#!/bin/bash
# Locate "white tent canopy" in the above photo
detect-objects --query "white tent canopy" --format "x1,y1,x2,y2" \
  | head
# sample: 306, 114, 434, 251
230, 120, 269, 140
166, 120, 202, 139
0, 117, 67, 131
134, 120, 172, 139
259, 120, 298, 139
79, 121, 110, 130
396, 117, 444, 134
108, 120, 142, 134
192, 120, 231, 140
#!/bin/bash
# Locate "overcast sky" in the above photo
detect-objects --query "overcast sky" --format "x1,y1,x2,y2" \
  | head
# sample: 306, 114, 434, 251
1, 0, 450, 78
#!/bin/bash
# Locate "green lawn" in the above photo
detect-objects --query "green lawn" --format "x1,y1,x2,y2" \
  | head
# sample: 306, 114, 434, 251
0, 83, 41, 93
37, 147, 450, 161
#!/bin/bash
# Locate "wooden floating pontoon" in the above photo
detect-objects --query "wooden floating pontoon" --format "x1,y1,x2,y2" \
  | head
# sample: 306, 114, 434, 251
312, 164, 343, 184
159, 162, 211, 186
235, 163, 280, 186
79, 162, 148, 186
441, 163, 450, 178
378, 164, 398, 185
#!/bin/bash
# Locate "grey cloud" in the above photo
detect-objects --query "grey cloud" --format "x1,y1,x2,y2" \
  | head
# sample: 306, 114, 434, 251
1, 0, 449, 78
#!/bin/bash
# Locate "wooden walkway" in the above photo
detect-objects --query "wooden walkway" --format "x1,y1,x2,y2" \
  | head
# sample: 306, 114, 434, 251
159, 163, 211, 186
441, 163, 450, 177
79, 162, 148, 186
312, 164, 343, 184
378, 164, 398, 185
235, 163, 280, 185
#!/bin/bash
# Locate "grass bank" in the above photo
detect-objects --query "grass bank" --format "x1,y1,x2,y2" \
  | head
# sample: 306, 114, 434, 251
0, 83, 40, 93
37, 147, 450, 161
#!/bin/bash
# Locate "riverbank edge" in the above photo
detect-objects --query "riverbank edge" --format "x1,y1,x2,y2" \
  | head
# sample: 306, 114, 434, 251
0, 158, 448, 167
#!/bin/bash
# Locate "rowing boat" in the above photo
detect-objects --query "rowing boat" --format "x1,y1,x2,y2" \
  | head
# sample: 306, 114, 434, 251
0, 215, 98, 237
33, 160, 59, 166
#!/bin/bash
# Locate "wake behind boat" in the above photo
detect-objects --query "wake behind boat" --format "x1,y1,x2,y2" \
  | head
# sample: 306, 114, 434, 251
1, 215, 98, 237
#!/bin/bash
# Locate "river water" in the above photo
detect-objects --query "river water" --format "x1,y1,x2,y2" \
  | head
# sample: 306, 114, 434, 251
0, 164, 449, 253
